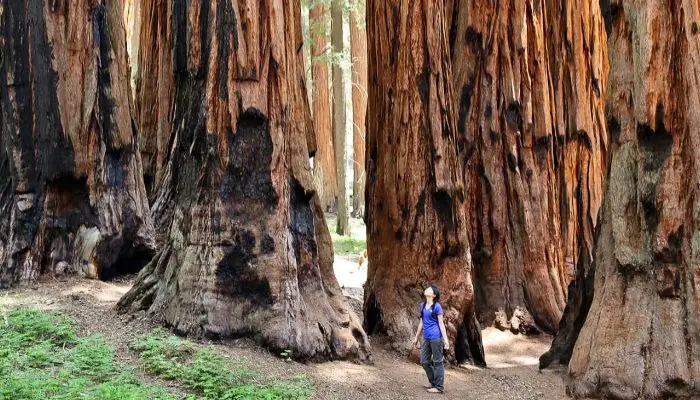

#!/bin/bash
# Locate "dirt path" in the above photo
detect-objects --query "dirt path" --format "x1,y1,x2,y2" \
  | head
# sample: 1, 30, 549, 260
0, 278, 569, 400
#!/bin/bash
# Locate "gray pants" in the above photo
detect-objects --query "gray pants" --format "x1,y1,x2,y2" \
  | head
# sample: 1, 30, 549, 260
421, 338, 444, 391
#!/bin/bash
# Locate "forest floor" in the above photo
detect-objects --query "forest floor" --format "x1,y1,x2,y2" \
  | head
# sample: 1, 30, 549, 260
0, 216, 570, 400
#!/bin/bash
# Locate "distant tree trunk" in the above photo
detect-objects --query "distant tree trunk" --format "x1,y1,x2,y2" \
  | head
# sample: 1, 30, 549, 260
0, 0, 154, 288
451, 0, 609, 333
122, 0, 141, 94
544, 1, 700, 397
118, 0, 371, 362
310, 2, 337, 211
331, 0, 349, 235
350, 5, 367, 218
364, 0, 485, 366
134, 0, 174, 197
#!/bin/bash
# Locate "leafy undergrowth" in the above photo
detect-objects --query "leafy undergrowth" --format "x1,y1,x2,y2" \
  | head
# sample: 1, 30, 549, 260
0, 308, 175, 400
0, 308, 312, 400
131, 329, 312, 400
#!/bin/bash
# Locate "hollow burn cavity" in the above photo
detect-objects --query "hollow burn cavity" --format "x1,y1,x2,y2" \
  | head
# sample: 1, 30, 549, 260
363, 293, 385, 335
222, 108, 277, 206
99, 244, 154, 281
289, 178, 320, 288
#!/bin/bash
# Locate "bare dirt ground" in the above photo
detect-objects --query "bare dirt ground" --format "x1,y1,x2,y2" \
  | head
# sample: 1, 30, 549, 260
0, 276, 569, 400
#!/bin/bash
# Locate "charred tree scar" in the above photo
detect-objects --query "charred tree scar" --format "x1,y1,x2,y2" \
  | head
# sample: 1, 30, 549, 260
221, 108, 278, 206
484, 104, 492, 119
106, 148, 127, 187
458, 83, 474, 133
432, 190, 454, 229
289, 178, 317, 267
261, 234, 275, 254
216, 0, 235, 96
94, 4, 118, 142
389, 5, 399, 65
592, 78, 601, 98
535, 135, 551, 165
417, 67, 430, 105
637, 122, 672, 232
505, 101, 522, 130
217, 230, 272, 306
577, 130, 592, 150
464, 26, 483, 54
608, 116, 621, 143
600, 0, 622, 35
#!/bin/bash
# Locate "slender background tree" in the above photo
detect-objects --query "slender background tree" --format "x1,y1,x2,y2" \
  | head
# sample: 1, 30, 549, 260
350, 0, 367, 218
310, 0, 338, 212
331, 0, 350, 235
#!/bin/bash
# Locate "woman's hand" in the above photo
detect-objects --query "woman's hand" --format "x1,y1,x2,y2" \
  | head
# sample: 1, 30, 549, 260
413, 338, 421, 349
443, 340, 450, 351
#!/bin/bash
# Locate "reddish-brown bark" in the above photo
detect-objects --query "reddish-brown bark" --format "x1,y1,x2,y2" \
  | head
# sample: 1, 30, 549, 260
350, 7, 367, 217
0, 0, 154, 287
310, 2, 337, 211
133, 0, 174, 196
118, 0, 370, 362
451, 0, 609, 333
554, 1, 700, 397
364, 0, 485, 366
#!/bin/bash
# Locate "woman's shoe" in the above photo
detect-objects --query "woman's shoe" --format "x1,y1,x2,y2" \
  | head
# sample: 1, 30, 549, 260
426, 388, 443, 394
423, 383, 434, 389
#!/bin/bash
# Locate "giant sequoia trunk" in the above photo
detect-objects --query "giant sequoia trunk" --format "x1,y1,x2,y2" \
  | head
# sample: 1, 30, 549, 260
546, 1, 700, 398
350, 6, 367, 217
310, 2, 337, 211
364, 0, 485, 366
0, 0, 154, 288
118, 0, 370, 362
451, 0, 609, 333
134, 0, 174, 196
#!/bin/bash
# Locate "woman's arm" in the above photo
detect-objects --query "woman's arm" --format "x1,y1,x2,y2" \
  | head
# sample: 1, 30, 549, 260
412, 319, 423, 348
438, 315, 450, 350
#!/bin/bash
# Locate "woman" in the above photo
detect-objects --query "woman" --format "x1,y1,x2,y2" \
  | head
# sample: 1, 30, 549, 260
412, 285, 449, 394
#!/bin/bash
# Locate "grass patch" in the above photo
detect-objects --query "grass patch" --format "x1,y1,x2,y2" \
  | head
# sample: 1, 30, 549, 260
131, 329, 312, 400
0, 308, 175, 400
331, 233, 367, 256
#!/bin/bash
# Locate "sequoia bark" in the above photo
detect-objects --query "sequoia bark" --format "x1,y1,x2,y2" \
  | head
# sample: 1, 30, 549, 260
350, 6, 367, 217
0, 0, 154, 287
451, 0, 609, 333
310, 2, 337, 211
118, 0, 370, 362
364, 0, 485, 366
551, 1, 700, 398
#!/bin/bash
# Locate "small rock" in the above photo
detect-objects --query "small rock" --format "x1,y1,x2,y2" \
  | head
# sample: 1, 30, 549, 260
44, 299, 54, 305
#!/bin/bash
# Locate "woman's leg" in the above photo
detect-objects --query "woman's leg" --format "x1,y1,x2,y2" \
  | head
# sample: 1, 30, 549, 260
420, 338, 435, 386
430, 339, 445, 392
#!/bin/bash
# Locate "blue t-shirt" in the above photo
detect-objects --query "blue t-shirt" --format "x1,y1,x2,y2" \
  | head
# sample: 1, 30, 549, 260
420, 302, 443, 340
